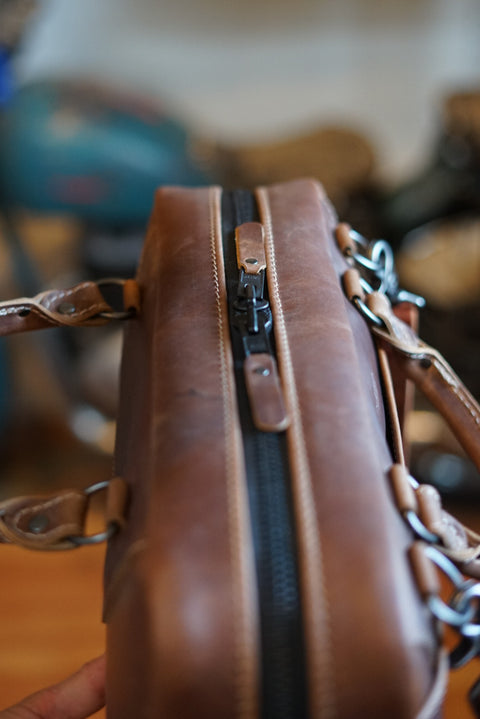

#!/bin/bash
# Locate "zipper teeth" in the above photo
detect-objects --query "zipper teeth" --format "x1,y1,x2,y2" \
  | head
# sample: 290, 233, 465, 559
222, 190, 307, 719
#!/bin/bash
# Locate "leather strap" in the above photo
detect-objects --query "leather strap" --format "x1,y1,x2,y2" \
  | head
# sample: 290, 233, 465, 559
0, 477, 128, 550
368, 291, 480, 474
0, 279, 139, 336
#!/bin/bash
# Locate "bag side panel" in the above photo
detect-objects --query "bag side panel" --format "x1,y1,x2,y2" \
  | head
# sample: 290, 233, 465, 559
257, 178, 441, 719
105, 186, 259, 719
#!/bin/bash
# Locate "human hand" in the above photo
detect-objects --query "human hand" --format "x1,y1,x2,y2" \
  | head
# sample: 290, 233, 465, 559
0, 655, 105, 718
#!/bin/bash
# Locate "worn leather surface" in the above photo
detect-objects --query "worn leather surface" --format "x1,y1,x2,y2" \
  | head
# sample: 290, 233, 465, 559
256, 179, 439, 719
105, 180, 441, 719
104, 187, 259, 719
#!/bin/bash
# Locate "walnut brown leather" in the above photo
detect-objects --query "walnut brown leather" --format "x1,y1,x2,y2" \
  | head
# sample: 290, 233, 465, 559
103, 179, 444, 719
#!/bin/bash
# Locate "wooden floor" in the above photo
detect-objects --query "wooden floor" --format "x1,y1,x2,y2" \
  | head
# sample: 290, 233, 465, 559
0, 542, 106, 718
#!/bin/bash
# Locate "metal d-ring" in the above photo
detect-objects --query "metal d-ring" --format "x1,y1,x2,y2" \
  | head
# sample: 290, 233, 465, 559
67, 479, 118, 546
96, 278, 137, 320
348, 228, 369, 249
352, 296, 386, 329
404, 509, 441, 544
423, 545, 476, 627
451, 583, 480, 638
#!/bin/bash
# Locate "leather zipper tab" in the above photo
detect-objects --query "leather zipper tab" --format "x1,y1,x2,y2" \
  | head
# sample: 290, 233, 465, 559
235, 222, 267, 275
244, 353, 290, 432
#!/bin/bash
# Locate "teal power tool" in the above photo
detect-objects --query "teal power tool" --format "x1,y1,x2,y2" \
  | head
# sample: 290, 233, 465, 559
0, 80, 209, 224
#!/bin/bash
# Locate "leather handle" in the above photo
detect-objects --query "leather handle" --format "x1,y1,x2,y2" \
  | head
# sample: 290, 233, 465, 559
0, 279, 140, 336
369, 291, 480, 473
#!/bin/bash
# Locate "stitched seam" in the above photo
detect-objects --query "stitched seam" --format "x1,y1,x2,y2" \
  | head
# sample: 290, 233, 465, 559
257, 183, 337, 719
209, 187, 254, 719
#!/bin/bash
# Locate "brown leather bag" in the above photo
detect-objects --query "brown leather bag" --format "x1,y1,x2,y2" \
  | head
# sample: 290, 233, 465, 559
2, 178, 480, 718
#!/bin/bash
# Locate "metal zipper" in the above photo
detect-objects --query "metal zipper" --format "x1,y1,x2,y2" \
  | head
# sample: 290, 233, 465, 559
221, 190, 307, 719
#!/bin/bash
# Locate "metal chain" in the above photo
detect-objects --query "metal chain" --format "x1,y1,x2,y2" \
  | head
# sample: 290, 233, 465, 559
337, 223, 480, 671
343, 226, 425, 309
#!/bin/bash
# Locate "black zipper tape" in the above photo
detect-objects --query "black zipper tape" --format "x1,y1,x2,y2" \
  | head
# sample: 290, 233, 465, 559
221, 190, 307, 719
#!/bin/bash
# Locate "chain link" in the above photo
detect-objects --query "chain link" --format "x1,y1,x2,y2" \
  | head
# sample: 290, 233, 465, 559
338, 224, 480, 673
343, 227, 425, 308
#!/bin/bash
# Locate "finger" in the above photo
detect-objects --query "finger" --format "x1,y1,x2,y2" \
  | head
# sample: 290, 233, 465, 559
1, 655, 106, 719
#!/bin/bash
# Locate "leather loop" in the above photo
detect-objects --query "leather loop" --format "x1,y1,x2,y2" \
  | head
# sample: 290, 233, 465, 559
389, 464, 417, 513
409, 541, 441, 598
335, 222, 356, 255
342, 267, 365, 302
123, 279, 141, 314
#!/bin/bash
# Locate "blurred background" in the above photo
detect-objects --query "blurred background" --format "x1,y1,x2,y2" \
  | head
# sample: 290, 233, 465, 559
0, 0, 479, 716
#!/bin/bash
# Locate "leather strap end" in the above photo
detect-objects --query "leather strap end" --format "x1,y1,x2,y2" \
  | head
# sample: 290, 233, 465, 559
335, 222, 356, 255
388, 464, 417, 513
0, 281, 113, 336
123, 279, 141, 315
0, 490, 89, 550
342, 268, 365, 302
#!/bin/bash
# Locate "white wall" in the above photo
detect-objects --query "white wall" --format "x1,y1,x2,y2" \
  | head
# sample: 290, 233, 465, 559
15, 0, 480, 181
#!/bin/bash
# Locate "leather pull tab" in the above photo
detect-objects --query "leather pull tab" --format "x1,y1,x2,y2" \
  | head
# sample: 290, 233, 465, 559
244, 353, 290, 432
235, 222, 266, 275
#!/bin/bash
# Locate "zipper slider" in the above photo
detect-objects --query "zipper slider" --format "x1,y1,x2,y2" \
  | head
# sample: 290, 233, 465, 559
232, 222, 289, 432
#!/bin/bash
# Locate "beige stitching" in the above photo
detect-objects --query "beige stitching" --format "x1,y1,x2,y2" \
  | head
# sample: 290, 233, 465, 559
209, 187, 257, 719
257, 183, 337, 719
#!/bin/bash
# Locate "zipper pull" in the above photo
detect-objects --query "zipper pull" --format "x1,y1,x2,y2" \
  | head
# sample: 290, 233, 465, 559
232, 222, 290, 433
244, 353, 290, 432
235, 222, 266, 275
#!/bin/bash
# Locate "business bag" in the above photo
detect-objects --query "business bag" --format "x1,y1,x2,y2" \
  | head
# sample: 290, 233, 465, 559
2, 179, 480, 718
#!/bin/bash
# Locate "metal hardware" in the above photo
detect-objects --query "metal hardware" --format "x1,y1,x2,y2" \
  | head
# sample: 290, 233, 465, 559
68, 524, 116, 546
67, 479, 118, 547
254, 367, 271, 376
352, 296, 386, 329
57, 301, 76, 315
96, 278, 138, 320
404, 509, 440, 544
343, 228, 425, 308
28, 514, 49, 534
422, 545, 476, 627
232, 264, 273, 356
451, 584, 480, 638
